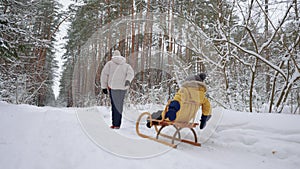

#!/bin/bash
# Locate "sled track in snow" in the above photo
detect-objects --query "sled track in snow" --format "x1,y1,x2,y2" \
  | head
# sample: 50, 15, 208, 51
76, 107, 173, 158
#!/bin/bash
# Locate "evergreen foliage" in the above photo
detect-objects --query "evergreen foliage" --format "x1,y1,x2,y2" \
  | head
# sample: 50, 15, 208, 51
0, 0, 62, 106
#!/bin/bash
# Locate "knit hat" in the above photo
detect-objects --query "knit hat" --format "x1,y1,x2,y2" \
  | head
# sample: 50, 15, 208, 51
113, 50, 121, 57
195, 73, 206, 82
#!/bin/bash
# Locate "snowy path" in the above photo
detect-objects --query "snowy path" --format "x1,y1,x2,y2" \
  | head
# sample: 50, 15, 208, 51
76, 107, 172, 158
0, 102, 300, 169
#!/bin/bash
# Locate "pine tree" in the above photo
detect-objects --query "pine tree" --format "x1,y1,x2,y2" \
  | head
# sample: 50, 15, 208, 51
0, 0, 61, 106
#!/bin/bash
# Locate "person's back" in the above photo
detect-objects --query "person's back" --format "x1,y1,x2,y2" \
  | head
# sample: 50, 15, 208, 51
101, 50, 134, 90
162, 80, 211, 124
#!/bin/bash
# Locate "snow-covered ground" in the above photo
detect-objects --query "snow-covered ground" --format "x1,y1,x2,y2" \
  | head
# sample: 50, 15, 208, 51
0, 101, 300, 169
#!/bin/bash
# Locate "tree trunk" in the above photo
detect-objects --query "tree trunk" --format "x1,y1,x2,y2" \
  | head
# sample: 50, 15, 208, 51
131, 0, 136, 69
264, 0, 271, 95
249, 59, 258, 113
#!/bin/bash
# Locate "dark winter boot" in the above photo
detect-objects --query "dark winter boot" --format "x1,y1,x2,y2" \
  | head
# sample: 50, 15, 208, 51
146, 110, 163, 128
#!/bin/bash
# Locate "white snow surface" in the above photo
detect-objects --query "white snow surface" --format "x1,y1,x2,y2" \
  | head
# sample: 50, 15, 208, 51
0, 101, 300, 169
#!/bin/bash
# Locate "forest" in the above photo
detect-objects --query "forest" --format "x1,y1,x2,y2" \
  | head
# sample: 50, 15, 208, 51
0, 0, 299, 113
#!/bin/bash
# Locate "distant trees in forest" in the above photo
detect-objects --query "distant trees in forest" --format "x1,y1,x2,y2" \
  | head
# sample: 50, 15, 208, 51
60, 0, 299, 113
0, 0, 63, 106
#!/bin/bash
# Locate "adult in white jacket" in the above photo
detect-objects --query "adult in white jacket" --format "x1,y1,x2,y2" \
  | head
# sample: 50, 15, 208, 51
100, 50, 134, 129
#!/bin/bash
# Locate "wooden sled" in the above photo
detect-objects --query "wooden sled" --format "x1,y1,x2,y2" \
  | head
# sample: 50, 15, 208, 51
136, 100, 202, 148
136, 112, 201, 148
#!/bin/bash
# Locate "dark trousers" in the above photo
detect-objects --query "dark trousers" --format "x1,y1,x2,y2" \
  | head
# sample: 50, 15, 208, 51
109, 89, 127, 127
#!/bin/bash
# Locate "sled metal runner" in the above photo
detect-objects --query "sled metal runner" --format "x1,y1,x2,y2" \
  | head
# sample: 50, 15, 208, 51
136, 112, 201, 148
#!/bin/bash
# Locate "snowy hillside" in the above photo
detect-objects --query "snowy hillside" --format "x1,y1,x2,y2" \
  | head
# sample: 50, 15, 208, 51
0, 101, 300, 169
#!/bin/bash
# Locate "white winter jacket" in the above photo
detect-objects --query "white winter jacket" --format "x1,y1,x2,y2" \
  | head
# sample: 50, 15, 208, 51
100, 55, 134, 90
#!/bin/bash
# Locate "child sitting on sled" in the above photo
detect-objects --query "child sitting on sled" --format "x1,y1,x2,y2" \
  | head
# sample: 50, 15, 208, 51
146, 73, 212, 129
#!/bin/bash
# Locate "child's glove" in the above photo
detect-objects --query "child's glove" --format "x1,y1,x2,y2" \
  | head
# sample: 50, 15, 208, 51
200, 114, 211, 129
